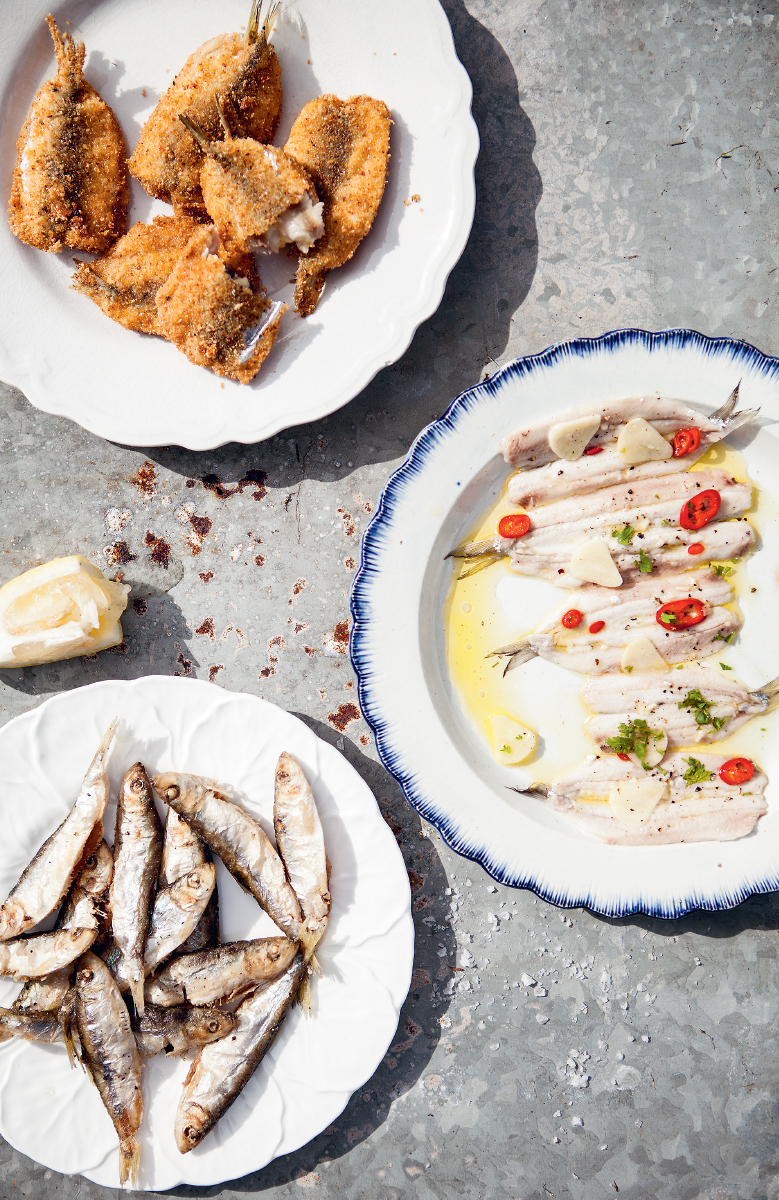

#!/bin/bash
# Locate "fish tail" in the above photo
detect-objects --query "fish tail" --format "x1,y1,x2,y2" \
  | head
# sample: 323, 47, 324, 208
118, 1135, 141, 1188
130, 977, 145, 1017
263, 1, 282, 42
299, 929, 321, 966
297, 969, 313, 1016
97, 718, 120, 758
178, 114, 208, 147
246, 0, 263, 43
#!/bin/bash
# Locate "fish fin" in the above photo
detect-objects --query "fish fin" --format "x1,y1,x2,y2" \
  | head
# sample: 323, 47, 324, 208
458, 553, 504, 579
717, 407, 760, 438
130, 977, 145, 1018
445, 536, 497, 560
179, 113, 208, 147
118, 1135, 141, 1188
710, 381, 740, 422
262, 0, 282, 42
247, 0, 263, 43
485, 639, 531, 659
299, 930, 321, 966
298, 969, 314, 1016
58, 989, 82, 1070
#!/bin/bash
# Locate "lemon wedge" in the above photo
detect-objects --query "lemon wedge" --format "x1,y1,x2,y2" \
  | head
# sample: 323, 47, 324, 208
0, 556, 130, 667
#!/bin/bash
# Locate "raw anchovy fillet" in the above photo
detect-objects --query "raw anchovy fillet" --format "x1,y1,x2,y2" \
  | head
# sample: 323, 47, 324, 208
153, 773, 302, 942
175, 953, 305, 1153
75, 951, 142, 1187
110, 763, 162, 1015
145, 936, 297, 1008
0, 721, 117, 942
543, 751, 767, 845
132, 1003, 236, 1057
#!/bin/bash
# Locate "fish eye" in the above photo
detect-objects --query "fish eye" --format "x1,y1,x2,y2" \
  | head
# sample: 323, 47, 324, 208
165, 786, 180, 800
208, 1020, 219, 1032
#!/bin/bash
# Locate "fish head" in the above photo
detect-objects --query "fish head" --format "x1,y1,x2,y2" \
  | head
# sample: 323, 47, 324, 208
0, 899, 30, 941
176, 1103, 210, 1154
182, 1007, 236, 1047
78, 840, 114, 895
152, 773, 202, 816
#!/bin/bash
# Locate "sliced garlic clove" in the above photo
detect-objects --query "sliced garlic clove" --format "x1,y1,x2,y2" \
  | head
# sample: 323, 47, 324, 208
548, 414, 601, 461
621, 636, 667, 672
569, 539, 623, 587
608, 778, 668, 827
615, 417, 673, 465
629, 731, 668, 770
488, 713, 537, 765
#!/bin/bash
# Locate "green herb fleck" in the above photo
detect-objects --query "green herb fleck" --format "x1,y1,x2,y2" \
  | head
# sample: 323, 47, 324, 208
492, 660, 499, 667
515, 734, 524, 740
714, 630, 736, 644
660, 610, 677, 626
500, 744, 511, 754
624, 665, 634, 674
635, 548, 653, 574
712, 563, 733, 577
605, 718, 664, 764
612, 524, 635, 546
678, 688, 726, 731
661, 518, 675, 527
683, 757, 713, 785
719, 662, 732, 671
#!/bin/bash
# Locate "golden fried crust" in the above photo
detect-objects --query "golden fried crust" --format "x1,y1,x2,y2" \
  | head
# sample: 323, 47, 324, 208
8, 16, 128, 253
200, 142, 315, 250
72, 215, 259, 334
284, 94, 391, 316
155, 225, 285, 383
128, 30, 282, 217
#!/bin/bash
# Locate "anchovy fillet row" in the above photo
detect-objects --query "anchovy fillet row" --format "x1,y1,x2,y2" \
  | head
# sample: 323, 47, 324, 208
175, 953, 305, 1154
145, 936, 297, 1008
153, 773, 303, 943
110, 763, 162, 1016
0, 720, 117, 942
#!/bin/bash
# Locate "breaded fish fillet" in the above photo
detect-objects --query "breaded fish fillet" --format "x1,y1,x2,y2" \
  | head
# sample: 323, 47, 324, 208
8, 15, 127, 253
128, 1, 282, 217
182, 111, 323, 254
71, 214, 258, 335
284, 94, 392, 315
155, 224, 286, 383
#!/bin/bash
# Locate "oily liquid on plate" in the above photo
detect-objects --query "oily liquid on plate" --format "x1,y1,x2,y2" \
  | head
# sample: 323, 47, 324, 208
443, 443, 778, 789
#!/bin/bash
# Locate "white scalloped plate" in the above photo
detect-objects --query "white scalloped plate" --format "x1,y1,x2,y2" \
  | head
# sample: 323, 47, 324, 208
352, 329, 779, 919
0, 677, 413, 1190
0, 0, 477, 449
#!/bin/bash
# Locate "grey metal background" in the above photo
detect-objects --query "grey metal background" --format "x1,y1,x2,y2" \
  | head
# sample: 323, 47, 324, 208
3, 0, 779, 1197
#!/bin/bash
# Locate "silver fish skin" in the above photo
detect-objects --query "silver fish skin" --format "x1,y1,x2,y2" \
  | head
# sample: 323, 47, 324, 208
274, 752, 330, 964
159, 808, 219, 954
0, 720, 118, 942
145, 936, 298, 1008
111, 763, 162, 1016
0, 1005, 64, 1045
75, 951, 142, 1187
12, 965, 73, 1013
0, 926, 96, 980
153, 773, 302, 943
143, 864, 216, 974
133, 1003, 236, 1057
175, 952, 305, 1154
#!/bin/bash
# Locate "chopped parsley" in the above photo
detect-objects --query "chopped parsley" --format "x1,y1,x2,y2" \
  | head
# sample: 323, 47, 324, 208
678, 688, 726, 731
612, 524, 635, 546
714, 630, 736, 644
605, 718, 664, 770
635, 548, 653, 573
712, 564, 733, 577
500, 744, 511, 753
659, 610, 677, 626
683, 757, 713, 785
720, 662, 732, 671
661, 518, 675, 527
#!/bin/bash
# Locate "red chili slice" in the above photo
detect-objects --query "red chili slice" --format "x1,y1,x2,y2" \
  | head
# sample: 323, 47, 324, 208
719, 757, 755, 786
588, 621, 605, 634
655, 597, 707, 630
583, 445, 604, 456
672, 427, 701, 458
561, 609, 583, 629
680, 489, 720, 531
687, 543, 705, 555
497, 513, 531, 539
617, 753, 631, 762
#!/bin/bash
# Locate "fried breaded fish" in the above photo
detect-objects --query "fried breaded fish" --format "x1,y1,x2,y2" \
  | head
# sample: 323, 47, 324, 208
71, 214, 258, 335
155, 224, 286, 383
181, 108, 323, 254
8, 15, 128, 253
128, 0, 282, 217
284, 94, 392, 316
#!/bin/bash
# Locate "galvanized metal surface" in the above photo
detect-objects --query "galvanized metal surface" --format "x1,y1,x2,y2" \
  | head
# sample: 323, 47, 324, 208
2, 0, 779, 1197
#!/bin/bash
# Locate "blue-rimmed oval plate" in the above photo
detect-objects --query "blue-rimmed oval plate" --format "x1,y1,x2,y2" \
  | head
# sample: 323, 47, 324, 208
351, 328, 779, 918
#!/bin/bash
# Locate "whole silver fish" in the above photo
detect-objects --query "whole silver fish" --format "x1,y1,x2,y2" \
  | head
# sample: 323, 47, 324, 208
133, 1003, 236, 1057
0, 720, 117, 941
158, 808, 219, 954
75, 951, 143, 1187
153, 773, 302, 943
111, 763, 162, 1015
0, 1005, 64, 1045
13, 965, 72, 1013
144, 865, 216, 973
274, 752, 330, 962
175, 953, 305, 1154
145, 936, 297, 1008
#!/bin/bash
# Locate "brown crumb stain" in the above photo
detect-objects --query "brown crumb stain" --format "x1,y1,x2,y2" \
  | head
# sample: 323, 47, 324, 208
344, 556, 356, 570
413, 895, 429, 911
352, 493, 373, 515
107, 640, 128, 655
131, 460, 157, 495
303, 646, 317, 657
186, 479, 197, 488
196, 617, 215, 640
411, 193, 420, 202
337, 508, 355, 536
288, 577, 307, 606
175, 653, 192, 675
259, 634, 285, 678
327, 702, 360, 731
201, 469, 268, 502
408, 869, 424, 894
359, 734, 369, 746
144, 531, 171, 569
103, 541, 137, 565
254, 554, 265, 567
333, 620, 349, 646
293, 621, 309, 635
208, 664, 224, 683
131, 598, 147, 616
199, 571, 214, 583
411, 968, 431, 987
190, 514, 212, 539
344, 680, 354, 690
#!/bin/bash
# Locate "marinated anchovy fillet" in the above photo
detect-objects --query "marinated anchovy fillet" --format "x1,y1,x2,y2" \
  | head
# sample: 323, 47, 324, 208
75, 951, 143, 1187
285, 94, 392, 315
9, 15, 127, 252
274, 752, 330, 965
154, 773, 302, 942
145, 936, 296, 1008
159, 808, 219, 955
133, 1003, 236, 1058
541, 751, 768, 845
175, 953, 305, 1153
0, 1006, 64, 1045
128, 0, 282, 216
0, 721, 117, 942
111, 764, 162, 1016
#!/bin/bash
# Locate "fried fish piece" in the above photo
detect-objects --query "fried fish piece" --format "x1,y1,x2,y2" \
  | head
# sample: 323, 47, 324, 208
9, 15, 127, 253
128, 0, 282, 216
181, 109, 323, 254
284, 94, 392, 316
155, 224, 286, 383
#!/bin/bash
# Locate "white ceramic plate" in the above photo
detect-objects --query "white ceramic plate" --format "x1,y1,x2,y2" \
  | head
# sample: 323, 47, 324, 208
352, 329, 779, 918
0, 677, 413, 1190
0, 0, 477, 450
